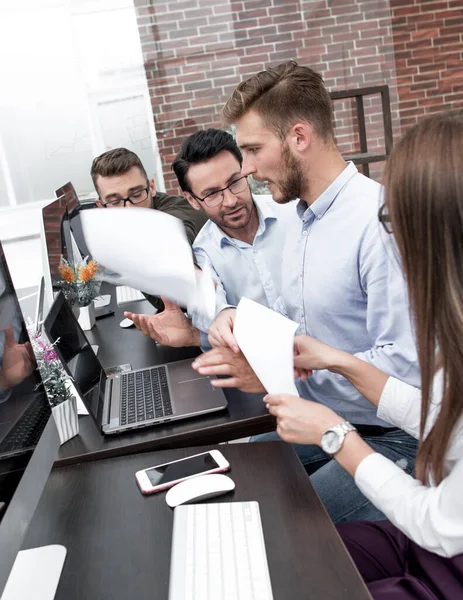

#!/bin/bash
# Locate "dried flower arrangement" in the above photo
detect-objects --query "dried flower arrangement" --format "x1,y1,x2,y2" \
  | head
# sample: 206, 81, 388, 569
57, 257, 101, 307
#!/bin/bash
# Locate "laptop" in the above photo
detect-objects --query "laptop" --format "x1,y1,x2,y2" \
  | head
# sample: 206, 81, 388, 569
43, 292, 228, 435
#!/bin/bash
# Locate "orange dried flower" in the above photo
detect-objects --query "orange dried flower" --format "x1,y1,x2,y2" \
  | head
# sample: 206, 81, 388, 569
79, 260, 98, 282
58, 263, 75, 283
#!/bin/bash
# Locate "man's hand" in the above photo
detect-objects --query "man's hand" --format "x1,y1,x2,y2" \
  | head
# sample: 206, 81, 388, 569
0, 326, 35, 391
208, 308, 239, 352
264, 393, 344, 446
125, 298, 200, 348
192, 347, 265, 393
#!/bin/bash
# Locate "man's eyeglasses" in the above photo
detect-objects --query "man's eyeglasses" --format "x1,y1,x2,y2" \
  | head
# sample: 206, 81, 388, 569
101, 186, 150, 208
190, 175, 248, 208
378, 203, 392, 234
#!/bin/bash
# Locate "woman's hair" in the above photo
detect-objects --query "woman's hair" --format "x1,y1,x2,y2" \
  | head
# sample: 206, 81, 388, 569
384, 110, 463, 484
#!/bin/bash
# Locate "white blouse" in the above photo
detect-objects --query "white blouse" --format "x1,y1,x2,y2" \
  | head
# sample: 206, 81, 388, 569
354, 373, 463, 558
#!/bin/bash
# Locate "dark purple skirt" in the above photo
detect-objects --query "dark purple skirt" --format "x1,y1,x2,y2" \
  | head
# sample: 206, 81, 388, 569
338, 520, 463, 599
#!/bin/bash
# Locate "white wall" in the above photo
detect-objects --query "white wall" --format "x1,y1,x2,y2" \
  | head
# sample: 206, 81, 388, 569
0, 202, 46, 289
0, 0, 164, 289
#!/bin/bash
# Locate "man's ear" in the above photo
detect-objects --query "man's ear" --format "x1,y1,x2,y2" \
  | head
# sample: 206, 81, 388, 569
95, 199, 104, 208
149, 178, 156, 196
183, 192, 202, 211
287, 122, 312, 154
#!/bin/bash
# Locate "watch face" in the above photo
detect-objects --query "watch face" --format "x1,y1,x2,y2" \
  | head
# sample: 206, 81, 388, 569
322, 430, 341, 455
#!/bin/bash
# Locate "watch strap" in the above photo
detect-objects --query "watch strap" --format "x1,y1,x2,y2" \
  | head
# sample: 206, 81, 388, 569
332, 421, 357, 436
321, 421, 357, 456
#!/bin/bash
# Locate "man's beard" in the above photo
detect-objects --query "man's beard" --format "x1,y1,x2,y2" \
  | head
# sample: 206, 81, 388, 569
274, 144, 305, 204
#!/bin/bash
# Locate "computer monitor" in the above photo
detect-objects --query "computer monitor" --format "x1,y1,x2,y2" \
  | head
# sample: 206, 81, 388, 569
40, 188, 82, 315
54, 182, 86, 253
0, 240, 63, 599
54, 182, 79, 217
41, 182, 115, 319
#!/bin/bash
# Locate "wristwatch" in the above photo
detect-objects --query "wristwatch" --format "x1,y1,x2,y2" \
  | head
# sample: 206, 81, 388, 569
321, 421, 357, 457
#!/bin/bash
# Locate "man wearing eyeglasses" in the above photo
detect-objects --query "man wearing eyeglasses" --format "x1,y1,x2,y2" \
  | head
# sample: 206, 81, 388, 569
124, 128, 297, 349
190, 62, 420, 525
90, 147, 207, 311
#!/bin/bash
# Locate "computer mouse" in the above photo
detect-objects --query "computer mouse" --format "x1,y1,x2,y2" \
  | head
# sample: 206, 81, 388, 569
165, 474, 235, 508
93, 294, 111, 308
119, 317, 134, 328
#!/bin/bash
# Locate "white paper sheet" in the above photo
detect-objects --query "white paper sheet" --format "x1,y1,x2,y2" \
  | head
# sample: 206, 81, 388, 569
234, 297, 299, 396
80, 208, 215, 321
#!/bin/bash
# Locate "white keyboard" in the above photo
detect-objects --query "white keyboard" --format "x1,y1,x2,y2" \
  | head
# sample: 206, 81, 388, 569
115, 285, 145, 305
169, 502, 274, 600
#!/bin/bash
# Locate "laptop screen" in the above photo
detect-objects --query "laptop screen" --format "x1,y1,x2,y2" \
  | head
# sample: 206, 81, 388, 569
43, 293, 105, 422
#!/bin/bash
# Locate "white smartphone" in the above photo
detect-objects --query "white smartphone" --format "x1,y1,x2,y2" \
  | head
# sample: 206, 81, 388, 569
135, 450, 230, 495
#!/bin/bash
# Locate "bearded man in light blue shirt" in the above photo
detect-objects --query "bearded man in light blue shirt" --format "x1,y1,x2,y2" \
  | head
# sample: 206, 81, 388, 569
192, 61, 420, 524
126, 129, 297, 349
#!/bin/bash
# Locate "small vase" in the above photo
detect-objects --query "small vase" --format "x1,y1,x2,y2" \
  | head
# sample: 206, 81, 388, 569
77, 303, 96, 330
51, 395, 79, 445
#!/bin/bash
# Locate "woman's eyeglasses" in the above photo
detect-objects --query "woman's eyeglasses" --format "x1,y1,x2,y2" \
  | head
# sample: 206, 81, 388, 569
378, 203, 392, 234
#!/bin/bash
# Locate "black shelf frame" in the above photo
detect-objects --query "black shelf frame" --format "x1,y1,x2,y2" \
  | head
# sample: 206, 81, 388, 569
329, 85, 393, 178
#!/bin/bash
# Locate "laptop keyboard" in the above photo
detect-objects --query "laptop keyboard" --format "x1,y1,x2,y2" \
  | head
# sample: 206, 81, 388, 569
120, 366, 173, 425
0, 398, 51, 455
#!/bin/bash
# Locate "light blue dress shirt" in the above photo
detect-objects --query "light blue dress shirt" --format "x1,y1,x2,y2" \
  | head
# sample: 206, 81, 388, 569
274, 162, 420, 426
191, 195, 298, 346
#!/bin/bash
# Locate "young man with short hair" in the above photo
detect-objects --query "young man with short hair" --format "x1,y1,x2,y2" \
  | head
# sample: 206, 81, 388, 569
192, 61, 420, 524
90, 147, 207, 311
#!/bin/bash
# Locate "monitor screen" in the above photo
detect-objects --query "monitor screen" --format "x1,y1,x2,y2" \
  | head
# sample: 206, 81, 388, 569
44, 292, 105, 423
41, 183, 92, 314
0, 249, 50, 466
0, 240, 60, 595
41, 197, 73, 287
55, 182, 79, 219
41, 184, 85, 317
55, 182, 92, 261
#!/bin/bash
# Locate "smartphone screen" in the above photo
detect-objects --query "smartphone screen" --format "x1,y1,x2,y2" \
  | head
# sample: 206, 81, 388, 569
145, 452, 220, 486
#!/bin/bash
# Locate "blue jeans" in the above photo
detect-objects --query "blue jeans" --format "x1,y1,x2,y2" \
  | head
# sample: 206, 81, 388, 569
251, 428, 417, 524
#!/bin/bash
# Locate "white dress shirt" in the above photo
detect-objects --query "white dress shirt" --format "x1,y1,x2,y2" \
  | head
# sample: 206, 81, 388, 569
274, 162, 419, 425
355, 373, 463, 557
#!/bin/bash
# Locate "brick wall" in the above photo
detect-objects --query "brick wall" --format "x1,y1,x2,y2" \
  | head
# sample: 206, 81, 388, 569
391, 0, 463, 129
134, 0, 462, 193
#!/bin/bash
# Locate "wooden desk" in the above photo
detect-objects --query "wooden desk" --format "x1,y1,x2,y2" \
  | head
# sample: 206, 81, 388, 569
24, 443, 371, 600
56, 298, 275, 466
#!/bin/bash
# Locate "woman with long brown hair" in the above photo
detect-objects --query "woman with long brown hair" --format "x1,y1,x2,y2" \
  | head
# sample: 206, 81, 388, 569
265, 110, 463, 598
